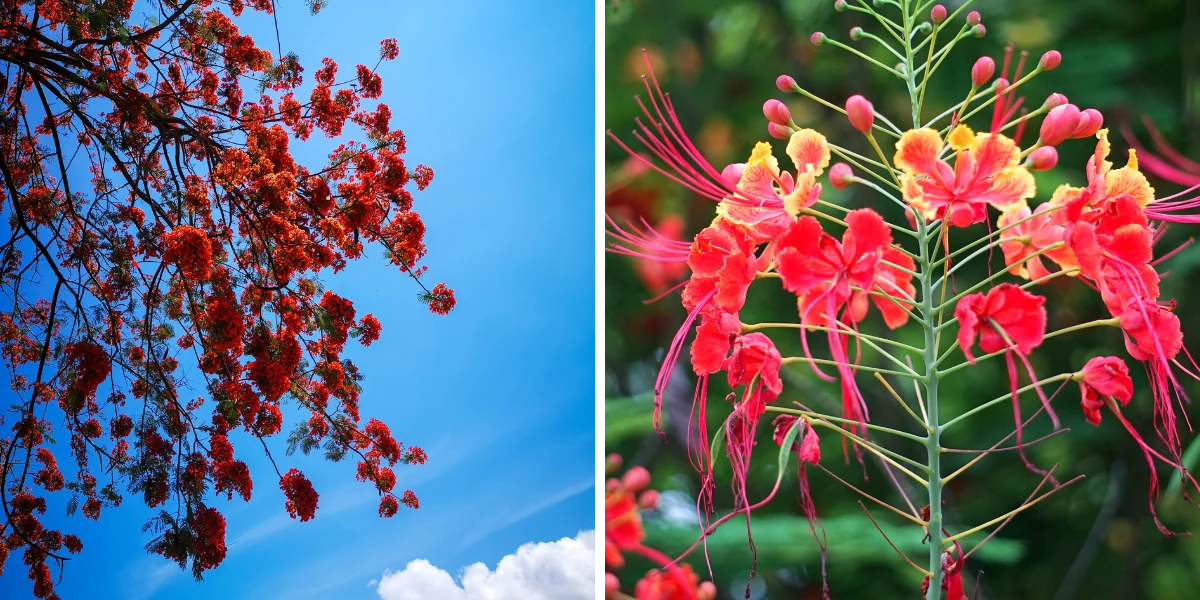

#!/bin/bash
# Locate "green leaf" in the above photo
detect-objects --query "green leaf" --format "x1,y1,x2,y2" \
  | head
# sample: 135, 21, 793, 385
605, 393, 655, 445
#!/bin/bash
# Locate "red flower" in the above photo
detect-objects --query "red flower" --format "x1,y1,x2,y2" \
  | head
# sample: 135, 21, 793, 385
776, 209, 891, 311
634, 563, 700, 600
1077, 356, 1133, 426
895, 125, 1035, 228
955, 284, 1046, 363
1118, 297, 1182, 363
161, 225, 213, 281
682, 219, 757, 316
689, 312, 741, 375
723, 333, 783, 417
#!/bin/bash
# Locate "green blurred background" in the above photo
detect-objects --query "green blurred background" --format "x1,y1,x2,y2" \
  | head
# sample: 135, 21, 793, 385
604, 0, 1200, 598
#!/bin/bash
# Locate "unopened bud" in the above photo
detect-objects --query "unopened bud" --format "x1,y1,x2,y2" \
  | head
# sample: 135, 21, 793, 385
1040, 104, 1082, 146
721, 163, 746, 186
967, 11, 981, 25
845, 95, 874, 134
1043, 93, 1068, 108
811, 31, 827, 46
638, 489, 659, 509
1039, 50, 1062, 71
763, 99, 792, 125
605, 574, 621, 598
767, 122, 792, 140
697, 582, 718, 600
849, 26, 864, 40
830, 162, 854, 189
605, 453, 623, 475
915, 22, 932, 35
1027, 146, 1058, 171
931, 4, 947, 23
972, 24, 986, 37
971, 57, 995, 87
776, 74, 798, 92
622, 466, 651, 494
606, 477, 621, 492
1073, 109, 1104, 138
833, 0, 848, 11
992, 77, 1009, 95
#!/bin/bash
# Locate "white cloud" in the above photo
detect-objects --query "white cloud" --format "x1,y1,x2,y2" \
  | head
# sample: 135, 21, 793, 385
375, 531, 595, 600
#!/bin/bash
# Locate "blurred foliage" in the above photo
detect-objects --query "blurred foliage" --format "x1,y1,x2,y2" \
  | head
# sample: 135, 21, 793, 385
605, 0, 1200, 598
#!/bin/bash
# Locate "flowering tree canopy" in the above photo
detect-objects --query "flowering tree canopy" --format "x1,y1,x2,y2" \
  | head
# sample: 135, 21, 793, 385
0, 1, 454, 597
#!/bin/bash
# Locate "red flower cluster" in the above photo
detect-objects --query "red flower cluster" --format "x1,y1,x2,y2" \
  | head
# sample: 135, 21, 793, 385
280, 469, 319, 522
161, 225, 214, 281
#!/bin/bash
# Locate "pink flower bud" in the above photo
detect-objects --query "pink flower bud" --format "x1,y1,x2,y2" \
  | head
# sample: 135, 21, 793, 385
763, 99, 791, 125
992, 77, 1009, 95
605, 453, 623, 475
971, 57, 995, 86
1043, 93, 1068, 108
1040, 104, 1082, 146
621, 466, 651, 494
1028, 146, 1058, 171
697, 582, 718, 600
776, 74, 797, 92
833, 0, 848, 11
829, 162, 854, 188
767, 122, 792, 140
637, 489, 659, 509
1073, 109, 1104, 138
810, 31, 827, 46
931, 4, 947, 23
845, 94, 874, 134
605, 574, 621, 597
973, 23, 986, 37
606, 477, 621, 492
849, 26, 864, 40
721, 163, 746, 185
967, 11, 981, 25
1039, 50, 1062, 71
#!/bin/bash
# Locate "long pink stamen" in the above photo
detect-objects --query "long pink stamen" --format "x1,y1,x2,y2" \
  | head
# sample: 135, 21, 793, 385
654, 289, 716, 435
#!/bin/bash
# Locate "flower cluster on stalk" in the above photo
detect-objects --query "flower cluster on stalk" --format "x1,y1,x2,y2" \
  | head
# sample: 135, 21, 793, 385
607, 1, 1200, 597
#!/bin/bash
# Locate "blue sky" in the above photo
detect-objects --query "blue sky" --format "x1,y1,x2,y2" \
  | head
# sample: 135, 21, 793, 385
0, 1, 594, 598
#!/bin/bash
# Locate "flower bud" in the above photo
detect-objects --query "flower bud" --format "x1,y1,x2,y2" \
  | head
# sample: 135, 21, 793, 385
1073, 109, 1104, 138
606, 477, 621, 492
931, 4, 947, 23
621, 466, 651, 494
776, 74, 798, 92
721, 163, 746, 186
763, 99, 791, 125
829, 162, 854, 188
811, 31, 827, 46
605, 574, 621, 598
845, 95, 874, 134
768, 122, 792, 139
967, 11, 981, 25
1027, 146, 1058, 171
1043, 93, 1068, 108
992, 77, 1009, 95
637, 489, 659, 509
697, 582, 718, 600
1039, 104, 1082, 146
849, 26, 864, 40
914, 22, 932, 35
972, 24, 986, 38
833, 0, 848, 11
605, 453, 623, 475
1039, 50, 1062, 71
971, 57, 995, 87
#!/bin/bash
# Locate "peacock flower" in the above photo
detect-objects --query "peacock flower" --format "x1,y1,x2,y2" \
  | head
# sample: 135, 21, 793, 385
717, 129, 831, 241
895, 124, 1035, 227
997, 202, 1075, 280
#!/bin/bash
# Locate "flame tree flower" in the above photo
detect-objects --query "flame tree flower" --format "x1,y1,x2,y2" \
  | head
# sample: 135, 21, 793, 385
606, 2, 1200, 598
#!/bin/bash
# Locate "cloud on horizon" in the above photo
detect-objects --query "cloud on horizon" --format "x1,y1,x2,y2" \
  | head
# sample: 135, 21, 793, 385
373, 531, 594, 600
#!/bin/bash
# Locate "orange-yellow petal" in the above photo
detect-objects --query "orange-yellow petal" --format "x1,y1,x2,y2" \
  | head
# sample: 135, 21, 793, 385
894, 128, 943, 176
786, 129, 830, 176
784, 172, 818, 217
901, 174, 936, 219
746, 141, 780, 175
1106, 167, 1155, 207
985, 167, 1036, 210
